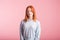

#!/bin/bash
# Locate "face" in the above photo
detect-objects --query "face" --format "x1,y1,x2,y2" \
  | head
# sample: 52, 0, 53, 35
27, 8, 33, 18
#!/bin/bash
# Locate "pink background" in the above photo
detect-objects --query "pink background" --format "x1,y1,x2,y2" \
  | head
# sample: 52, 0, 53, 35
0, 0, 60, 40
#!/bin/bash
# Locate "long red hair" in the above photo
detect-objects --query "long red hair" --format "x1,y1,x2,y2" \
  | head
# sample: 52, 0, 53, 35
24, 5, 36, 22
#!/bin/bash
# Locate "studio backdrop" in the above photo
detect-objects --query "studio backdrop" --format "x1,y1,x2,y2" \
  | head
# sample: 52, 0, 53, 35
0, 0, 60, 40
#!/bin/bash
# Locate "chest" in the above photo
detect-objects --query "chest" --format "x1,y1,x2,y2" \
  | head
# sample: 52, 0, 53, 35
23, 21, 37, 31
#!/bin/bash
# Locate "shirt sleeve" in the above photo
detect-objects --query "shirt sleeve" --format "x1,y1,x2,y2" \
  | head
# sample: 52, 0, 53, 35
20, 21, 24, 40
34, 21, 41, 40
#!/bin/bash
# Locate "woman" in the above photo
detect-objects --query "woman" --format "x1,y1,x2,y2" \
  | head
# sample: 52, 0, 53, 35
20, 5, 41, 40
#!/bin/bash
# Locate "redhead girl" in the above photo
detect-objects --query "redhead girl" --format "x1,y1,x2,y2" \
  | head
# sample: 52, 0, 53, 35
20, 5, 41, 40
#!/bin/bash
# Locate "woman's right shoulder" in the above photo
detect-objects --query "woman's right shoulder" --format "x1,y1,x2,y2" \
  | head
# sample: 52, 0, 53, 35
20, 19, 25, 24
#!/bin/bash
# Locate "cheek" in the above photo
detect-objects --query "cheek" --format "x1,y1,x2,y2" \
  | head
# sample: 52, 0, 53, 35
29, 12, 33, 16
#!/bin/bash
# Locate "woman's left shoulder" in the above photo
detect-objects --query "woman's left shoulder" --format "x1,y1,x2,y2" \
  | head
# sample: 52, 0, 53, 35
35, 20, 41, 28
36, 20, 40, 24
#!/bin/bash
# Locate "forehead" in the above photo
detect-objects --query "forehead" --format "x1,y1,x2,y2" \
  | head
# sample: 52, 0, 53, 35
28, 8, 32, 11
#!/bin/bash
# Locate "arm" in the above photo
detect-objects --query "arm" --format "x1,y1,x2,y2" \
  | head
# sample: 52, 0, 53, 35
34, 21, 41, 40
20, 21, 24, 40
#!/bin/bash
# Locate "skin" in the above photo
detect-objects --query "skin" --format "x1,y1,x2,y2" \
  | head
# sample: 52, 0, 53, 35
27, 8, 33, 20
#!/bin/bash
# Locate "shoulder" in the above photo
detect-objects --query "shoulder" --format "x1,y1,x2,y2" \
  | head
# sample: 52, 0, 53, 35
36, 20, 40, 24
35, 20, 41, 27
20, 19, 26, 25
